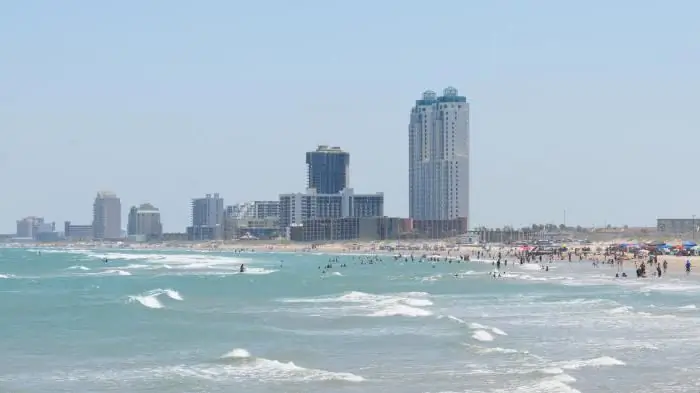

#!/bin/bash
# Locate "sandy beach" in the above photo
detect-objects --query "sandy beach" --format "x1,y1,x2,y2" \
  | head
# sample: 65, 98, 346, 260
21, 238, 698, 274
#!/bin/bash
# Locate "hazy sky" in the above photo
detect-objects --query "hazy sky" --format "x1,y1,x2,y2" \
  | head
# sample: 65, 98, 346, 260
2, 0, 699, 233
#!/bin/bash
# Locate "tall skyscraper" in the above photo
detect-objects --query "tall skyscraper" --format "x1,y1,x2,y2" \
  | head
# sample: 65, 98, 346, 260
93, 191, 122, 240
408, 87, 470, 223
188, 193, 224, 240
306, 145, 350, 194
127, 203, 163, 241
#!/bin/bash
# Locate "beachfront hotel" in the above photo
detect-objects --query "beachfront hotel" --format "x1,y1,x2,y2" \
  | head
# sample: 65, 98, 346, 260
92, 191, 122, 240
127, 203, 163, 242
408, 87, 470, 237
187, 193, 225, 241
306, 145, 350, 194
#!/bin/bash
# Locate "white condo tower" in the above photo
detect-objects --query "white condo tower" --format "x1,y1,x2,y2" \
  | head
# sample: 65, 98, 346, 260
408, 87, 470, 221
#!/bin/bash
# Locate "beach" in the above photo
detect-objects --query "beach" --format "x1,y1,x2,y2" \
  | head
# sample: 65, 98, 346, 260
1, 246, 699, 392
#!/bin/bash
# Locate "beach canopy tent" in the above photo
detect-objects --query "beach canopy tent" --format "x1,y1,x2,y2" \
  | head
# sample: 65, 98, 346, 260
683, 241, 697, 248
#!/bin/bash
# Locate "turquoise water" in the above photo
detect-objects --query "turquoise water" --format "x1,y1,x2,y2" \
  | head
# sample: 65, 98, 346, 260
1, 247, 700, 393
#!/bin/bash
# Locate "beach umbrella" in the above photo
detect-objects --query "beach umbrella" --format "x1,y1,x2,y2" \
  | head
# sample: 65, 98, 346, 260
683, 241, 697, 248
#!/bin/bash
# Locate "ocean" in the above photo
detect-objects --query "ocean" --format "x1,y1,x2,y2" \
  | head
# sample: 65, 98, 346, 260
1, 247, 699, 393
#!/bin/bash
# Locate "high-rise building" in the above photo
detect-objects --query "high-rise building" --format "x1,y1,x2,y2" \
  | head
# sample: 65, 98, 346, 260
15, 216, 55, 239
93, 191, 122, 240
127, 203, 163, 241
188, 193, 224, 240
306, 145, 350, 194
408, 87, 470, 232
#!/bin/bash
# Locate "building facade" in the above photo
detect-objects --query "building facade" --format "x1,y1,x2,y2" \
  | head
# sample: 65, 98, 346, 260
657, 218, 700, 234
93, 191, 122, 240
188, 193, 225, 240
64, 221, 93, 240
306, 145, 350, 194
408, 87, 469, 228
253, 200, 280, 219
127, 203, 163, 241
15, 216, 55, 239
289, 216, 403, 242
279, 188, 384, 231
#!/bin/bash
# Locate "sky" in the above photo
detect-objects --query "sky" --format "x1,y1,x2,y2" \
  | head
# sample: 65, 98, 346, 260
1, 0, 699, 233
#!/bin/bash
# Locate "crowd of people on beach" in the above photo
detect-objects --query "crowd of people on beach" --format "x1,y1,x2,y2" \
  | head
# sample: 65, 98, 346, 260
303, 245, 694, 281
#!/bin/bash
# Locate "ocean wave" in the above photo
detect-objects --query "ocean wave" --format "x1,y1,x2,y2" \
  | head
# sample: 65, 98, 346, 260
558, 356, 625, 370
127, 288, 183, 309
440, 315, 507, 337
476, 346, 519, 354
77, 251, 254, 271
85, 269, 132, 276
216, 347, 365, 382
279, 290, 433, 317
6, 348, 364, 384
509, 378, 581, 393
472, 330, 494, 342
0, 273, 15, 279
67, 265, 90, 271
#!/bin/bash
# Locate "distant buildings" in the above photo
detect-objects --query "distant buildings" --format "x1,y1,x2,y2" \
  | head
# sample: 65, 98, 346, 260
93, 191, 122, 240
226, 201, 280, 220
15, 216, 57, 241
408, 87, 470, 237
279, 144, 386, 241
306, 145, 350, 194
657, 218, 699, 234
187, 193, 224, 240
224, 200, 280, 239
279, 188, 384, 229
127, 203, 163, 241
64, 221, 93, 241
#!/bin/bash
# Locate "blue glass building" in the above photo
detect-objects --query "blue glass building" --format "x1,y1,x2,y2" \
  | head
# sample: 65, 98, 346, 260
305, 145, 350, 194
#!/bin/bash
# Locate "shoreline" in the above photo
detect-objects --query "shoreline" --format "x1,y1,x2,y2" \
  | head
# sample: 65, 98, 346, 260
9, 239, 697, 273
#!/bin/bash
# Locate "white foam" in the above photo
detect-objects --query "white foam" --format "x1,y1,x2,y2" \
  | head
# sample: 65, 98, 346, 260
518, 379, 580, 393
221, 348, 251, 359
491, 327, 507, 336
607, 306, 633, 314
478, 347, 518, 354
421, 274, 441, 282
67, 265, 90, 271
106, 269, 131, 276
217, 348, 364, 382
678, 304, 697, 310
559, 356, 625, 370
0, 274, 14, 279
472, 330, 495, 342
540, 367, 564, 375
128, 295, 163, 309
370, 304, 433, 317
280, 290, 432, 318
469, 322, 488, 329
79, 251, 253, 271
127, 288, 183, 309
442, 315, 468, 325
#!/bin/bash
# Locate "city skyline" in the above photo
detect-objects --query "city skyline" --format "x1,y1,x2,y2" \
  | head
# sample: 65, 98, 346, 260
2, 1, 699, 232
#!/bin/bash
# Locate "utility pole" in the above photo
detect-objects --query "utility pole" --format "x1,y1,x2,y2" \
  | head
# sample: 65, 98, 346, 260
693, 215, 696, 241
563, 208, 567, 228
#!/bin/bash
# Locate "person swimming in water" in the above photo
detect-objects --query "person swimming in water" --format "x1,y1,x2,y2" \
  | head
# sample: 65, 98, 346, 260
239, 263, 246, 273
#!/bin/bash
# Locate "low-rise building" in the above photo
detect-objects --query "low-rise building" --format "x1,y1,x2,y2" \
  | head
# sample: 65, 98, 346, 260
657, 218, 699, 234
64, 221, 93, 241
279, 188, 384, 231
289, 216, 403, 242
